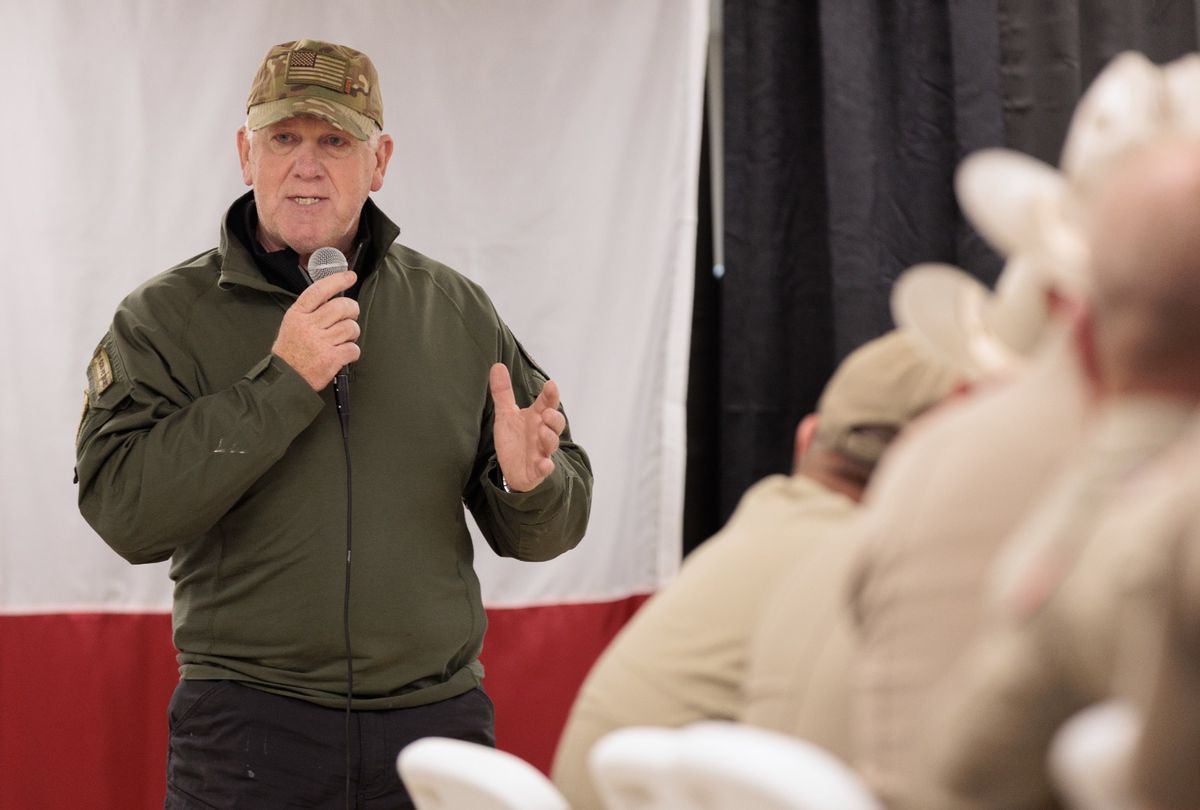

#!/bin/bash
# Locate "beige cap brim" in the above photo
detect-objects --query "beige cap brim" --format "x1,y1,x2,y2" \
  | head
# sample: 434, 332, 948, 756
956, 149, 1063, 256
956, 149, 1091, 296
1060, 51, 1166, 183
1163, 53, 1200, 134
891, 262, 1025, 381
247, 96, 376, 141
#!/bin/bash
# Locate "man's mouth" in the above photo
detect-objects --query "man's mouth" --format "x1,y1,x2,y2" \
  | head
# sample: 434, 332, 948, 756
290, 196, 324, 206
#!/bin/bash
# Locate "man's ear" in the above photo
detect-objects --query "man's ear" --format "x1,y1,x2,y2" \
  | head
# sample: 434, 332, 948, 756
794, 414, 819, 469
370, 134, 395, 192
236, 126, 253, 187
1072, 302, 1103, 390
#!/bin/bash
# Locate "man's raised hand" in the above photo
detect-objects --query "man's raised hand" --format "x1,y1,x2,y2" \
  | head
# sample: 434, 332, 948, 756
489, 362, 567, 492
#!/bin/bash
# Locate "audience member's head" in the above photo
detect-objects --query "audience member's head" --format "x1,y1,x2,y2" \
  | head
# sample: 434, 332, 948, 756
794, 330, 960, 499
1080, 136, 1200, 402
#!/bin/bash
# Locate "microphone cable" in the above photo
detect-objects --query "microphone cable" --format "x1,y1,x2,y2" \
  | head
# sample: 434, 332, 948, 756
302, 247, 356, 809
335, 377, 354, 810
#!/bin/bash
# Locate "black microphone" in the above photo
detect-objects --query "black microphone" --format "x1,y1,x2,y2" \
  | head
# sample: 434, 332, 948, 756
305, 247, 351, 420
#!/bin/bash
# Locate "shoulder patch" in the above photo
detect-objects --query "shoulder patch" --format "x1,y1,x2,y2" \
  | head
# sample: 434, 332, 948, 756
87, 344, 114, 397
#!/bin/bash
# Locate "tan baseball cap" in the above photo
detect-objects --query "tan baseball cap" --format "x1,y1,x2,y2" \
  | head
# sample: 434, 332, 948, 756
891, 257, 1052, 382
814, 329, 961, 466
1059, 51, 1167, 186
955, 149, 1090, 296
246, 39, 383, 140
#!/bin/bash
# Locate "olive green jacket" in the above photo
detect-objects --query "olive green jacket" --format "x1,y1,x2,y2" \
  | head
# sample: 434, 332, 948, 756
75, 197, 593, 709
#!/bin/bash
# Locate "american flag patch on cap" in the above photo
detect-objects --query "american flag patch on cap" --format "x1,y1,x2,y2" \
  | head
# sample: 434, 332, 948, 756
286, 49, 348, 93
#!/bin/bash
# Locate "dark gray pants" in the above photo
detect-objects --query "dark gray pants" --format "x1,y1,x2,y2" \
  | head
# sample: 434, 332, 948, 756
164, 680, 495, 809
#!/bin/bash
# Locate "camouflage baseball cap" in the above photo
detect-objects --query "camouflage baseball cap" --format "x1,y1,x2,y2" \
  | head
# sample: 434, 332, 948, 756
246, 39, 383, 140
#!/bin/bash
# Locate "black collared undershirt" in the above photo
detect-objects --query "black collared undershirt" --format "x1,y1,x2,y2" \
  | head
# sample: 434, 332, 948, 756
230, 195, 376, 300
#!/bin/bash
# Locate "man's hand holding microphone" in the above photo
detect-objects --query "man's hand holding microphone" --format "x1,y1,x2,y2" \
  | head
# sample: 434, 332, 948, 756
272, 270, 361, 391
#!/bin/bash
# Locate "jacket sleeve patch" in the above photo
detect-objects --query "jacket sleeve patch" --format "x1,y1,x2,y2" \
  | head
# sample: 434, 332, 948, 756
78, 332, 133, 451
87, 343, 115, 399
85, 332, 132, 409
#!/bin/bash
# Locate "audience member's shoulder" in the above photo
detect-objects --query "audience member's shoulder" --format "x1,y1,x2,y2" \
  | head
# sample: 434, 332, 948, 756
742, 473, 856, 516
712, 474, 802, 535
1095, 417, 1200, 542
1149, 414, 1200, 484
1023, 417, 1200, 617
1111, 417, 1200, 549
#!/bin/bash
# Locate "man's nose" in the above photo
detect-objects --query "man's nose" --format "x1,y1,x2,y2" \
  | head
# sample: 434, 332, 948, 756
292, 144, 325, 179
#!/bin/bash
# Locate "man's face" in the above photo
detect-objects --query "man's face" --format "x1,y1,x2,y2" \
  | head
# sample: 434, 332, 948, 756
237, 115, 393, 264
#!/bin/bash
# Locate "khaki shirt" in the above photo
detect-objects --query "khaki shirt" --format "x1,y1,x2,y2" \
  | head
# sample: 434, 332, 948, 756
551, 474, 859, 810
923, 400, 1196, 809
1133, 468, 1200, 809
740, 520, 860, 761
847, 330, 1089, 808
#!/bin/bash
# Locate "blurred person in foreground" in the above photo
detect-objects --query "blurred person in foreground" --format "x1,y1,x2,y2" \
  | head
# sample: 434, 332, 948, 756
74, 39, 592, 808
922, 135, 1200, 810
844, 51, 1200, 809
550, 330, 960, 810
844, 213, 1090, 810
1132, 473, 1200, 810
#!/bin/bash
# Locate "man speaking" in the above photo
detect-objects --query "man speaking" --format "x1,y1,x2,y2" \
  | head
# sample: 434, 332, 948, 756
74, 38, 593, 809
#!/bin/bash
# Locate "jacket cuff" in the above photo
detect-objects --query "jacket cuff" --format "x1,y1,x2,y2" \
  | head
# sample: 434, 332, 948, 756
487, 459, 569, 515
248, 354, 325, 423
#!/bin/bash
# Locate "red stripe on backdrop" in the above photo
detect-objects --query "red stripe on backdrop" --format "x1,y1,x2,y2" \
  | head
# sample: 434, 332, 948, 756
480, 596, 649, 773
0, 596, 648, 809
0, 613, 177, 810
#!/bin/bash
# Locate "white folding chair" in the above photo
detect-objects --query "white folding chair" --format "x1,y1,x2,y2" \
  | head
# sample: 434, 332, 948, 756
589, 725, 690, 810
590, 722, 881, 810
674, 722, 883, 810
397, 737, 569, 810
1048, 701, 1141, 810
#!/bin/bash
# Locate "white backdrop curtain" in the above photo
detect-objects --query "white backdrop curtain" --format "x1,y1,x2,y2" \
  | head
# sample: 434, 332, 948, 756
0, 1, 707, 804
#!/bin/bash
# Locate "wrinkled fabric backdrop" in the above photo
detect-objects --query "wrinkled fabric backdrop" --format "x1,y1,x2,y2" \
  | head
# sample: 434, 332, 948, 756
1, 2, 706, 807
685, 0, 1200, 548
3, 0, 1198, 807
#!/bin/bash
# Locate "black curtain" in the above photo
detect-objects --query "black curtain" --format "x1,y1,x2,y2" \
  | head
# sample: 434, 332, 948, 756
684, 0, 1199, 554
997, 0, 1198, 164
